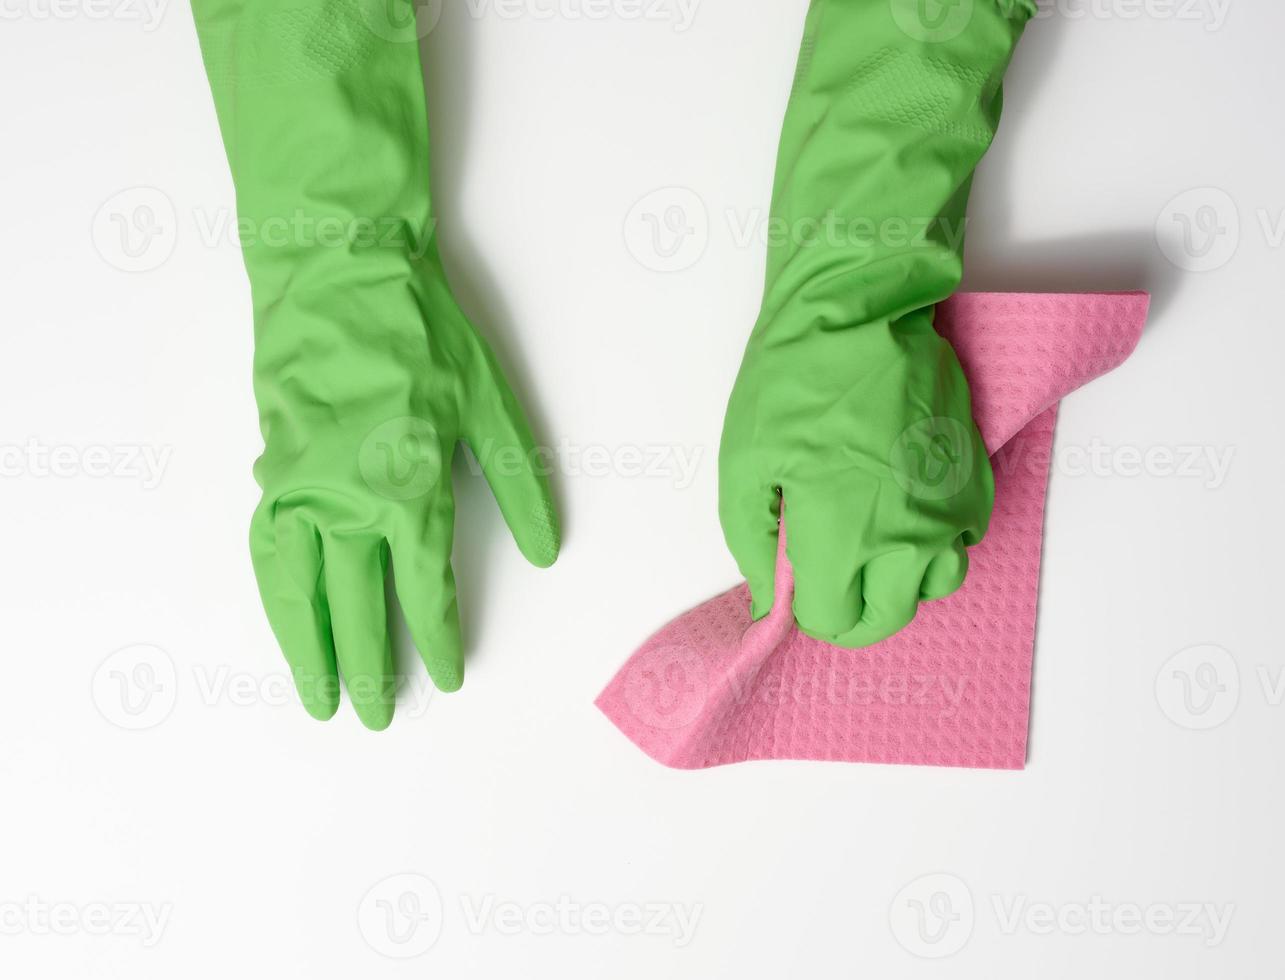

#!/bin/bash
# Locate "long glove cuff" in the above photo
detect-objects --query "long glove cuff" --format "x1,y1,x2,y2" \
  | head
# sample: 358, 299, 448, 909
757, 0, 1032, 340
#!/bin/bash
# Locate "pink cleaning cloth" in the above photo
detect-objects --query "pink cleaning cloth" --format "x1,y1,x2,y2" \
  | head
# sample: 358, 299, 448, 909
596, 292, 1150, 771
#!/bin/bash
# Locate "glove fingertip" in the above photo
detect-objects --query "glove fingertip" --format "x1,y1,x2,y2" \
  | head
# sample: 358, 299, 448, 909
354, 700, 395, 733
748, 573, 777, 621
416, 607, 465, 694
301, 694, 340, 723
288, 666, 340, 722
422, 643, 464, 693
921, 539, 970, 601
429, 668, 464, 695
518, 496, 561, 569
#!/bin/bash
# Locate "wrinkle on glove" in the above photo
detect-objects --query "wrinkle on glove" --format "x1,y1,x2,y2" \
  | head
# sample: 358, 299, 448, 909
599, 292, 1149, 771
720, 0, 1037, 647
194, 0, 558, 729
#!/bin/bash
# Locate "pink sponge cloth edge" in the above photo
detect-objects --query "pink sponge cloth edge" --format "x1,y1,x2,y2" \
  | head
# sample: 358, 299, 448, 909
595, 292, 1150, 771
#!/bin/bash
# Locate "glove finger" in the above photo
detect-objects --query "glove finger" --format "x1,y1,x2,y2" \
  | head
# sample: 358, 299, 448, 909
389, 496, 465, 694
829, 550, 926, 649
427, 272, 559, 567
465, 382, 560, 570
321, 531, 395, 732
718, 484, 781, 620
784, 483, 865, 637
920, 536, 969, 601
252, 501, 340, 721
961, 435, 995, 547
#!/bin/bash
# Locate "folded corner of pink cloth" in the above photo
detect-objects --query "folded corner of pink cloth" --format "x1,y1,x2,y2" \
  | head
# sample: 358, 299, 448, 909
596, 292, 1151, 772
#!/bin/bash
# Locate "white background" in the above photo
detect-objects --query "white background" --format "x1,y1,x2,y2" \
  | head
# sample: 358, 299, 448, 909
1, 0, 1281, 976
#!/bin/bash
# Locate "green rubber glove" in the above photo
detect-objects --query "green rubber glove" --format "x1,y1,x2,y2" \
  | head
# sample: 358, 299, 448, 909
194, 0, 559, 729
719, 0, 1033, 647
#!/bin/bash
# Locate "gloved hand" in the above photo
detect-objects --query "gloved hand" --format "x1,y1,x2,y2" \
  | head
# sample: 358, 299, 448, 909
720, 0, 1033, 647
194, 0, 559, 729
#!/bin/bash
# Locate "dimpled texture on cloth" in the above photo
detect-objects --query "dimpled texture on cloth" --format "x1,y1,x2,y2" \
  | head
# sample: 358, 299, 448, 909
597, 292, 1149, 771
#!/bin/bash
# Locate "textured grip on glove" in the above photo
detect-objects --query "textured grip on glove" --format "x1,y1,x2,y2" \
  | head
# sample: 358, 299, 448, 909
197, 0, 381, 88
